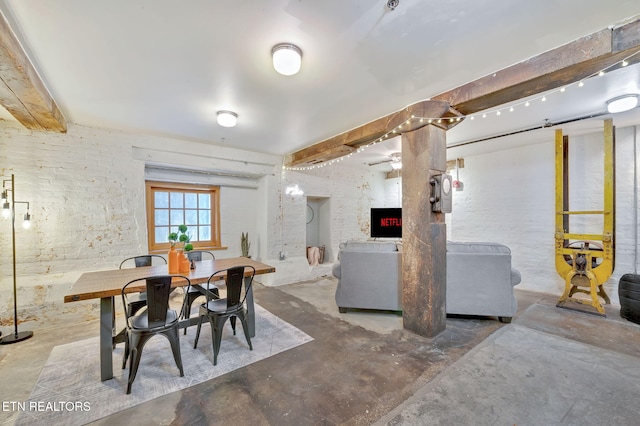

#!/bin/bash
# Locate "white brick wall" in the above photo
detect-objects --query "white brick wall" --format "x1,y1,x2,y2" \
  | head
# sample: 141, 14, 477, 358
448, 125, 639, 304
0, 122, 277, 323
1, 119, 638, 324
257, 164, 387, 286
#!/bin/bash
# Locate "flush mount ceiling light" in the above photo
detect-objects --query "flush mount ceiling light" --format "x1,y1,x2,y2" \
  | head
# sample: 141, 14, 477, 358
272, 43, 302, 76
606, 94, 639, 113
217, 110, 238, 127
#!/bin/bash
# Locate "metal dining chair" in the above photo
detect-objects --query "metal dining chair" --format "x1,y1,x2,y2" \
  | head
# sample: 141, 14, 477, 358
181, 250, 220, 334
121, 274, 188, 394
119, 255, 167, 317
193, 265, 255, 365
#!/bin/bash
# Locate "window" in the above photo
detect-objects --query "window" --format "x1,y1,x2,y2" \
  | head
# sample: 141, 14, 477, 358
145, 181, 221, 252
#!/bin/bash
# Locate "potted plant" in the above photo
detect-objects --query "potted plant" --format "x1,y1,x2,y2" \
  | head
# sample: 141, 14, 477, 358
168, 224, 192, 272
241, 232, 251, 258
169, 224, 192, 249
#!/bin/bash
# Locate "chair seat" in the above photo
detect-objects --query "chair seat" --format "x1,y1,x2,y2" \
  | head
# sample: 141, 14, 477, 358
202, 299, 242, 314
129, 309, 178, 330
186, 283, 219, 295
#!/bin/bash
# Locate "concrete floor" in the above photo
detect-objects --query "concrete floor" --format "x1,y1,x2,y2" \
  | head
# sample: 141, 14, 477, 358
1, 277, 640, 425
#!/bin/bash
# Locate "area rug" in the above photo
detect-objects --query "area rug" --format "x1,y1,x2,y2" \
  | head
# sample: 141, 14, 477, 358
15, 304, 313, 426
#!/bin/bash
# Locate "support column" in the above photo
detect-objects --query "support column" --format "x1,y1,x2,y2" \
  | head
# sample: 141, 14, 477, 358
401, 124, 447, 337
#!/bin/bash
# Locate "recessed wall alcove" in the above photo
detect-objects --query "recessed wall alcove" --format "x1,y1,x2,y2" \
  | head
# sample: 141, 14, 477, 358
305, 196, 332, 265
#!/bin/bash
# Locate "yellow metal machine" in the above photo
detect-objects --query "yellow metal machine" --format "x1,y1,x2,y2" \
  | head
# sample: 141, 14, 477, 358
555, 119, 615, 315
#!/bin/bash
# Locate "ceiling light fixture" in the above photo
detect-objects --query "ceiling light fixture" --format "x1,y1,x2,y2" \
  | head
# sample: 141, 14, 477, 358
390, 152, 402, 170
272, 43, 302, 76
606, 94, 639, 113
216, 110, 238, 127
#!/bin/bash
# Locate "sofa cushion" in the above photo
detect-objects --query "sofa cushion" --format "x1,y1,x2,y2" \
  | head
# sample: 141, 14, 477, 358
342, 240, 398, 252
447, 241, 511, 255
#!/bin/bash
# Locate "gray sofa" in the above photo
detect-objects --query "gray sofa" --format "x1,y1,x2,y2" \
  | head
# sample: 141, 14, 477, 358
332, 240, 522, 322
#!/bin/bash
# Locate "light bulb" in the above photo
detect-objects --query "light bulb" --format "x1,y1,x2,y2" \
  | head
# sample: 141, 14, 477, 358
23, 212, 31, 229
2, 202, 10, 219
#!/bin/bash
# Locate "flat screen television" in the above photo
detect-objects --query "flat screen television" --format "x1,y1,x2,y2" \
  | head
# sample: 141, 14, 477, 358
371, 208, 402, 238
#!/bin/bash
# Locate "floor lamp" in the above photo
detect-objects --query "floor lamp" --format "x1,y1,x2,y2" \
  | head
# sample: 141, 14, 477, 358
1, 174, 34, 344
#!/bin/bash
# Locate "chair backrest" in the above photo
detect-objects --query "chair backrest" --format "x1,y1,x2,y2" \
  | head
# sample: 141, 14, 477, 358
186, 250, 215, 262
120, 254, 167, 269
122, 275, 189, 328
206, 265, 255, 309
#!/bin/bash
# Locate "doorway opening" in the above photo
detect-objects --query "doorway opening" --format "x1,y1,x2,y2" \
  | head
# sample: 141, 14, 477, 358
306, 196, 332, 265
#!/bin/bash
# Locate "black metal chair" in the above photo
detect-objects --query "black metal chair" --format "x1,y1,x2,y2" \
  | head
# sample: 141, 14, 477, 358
193, 265, 255, 366
181, 250, 220, 334
121, 274, 187, 394
119, 255, 167, 317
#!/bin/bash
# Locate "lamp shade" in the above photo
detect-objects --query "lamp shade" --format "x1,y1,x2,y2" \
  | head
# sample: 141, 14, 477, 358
606, 94, 638, 113
217, 110, 238, 127
272, 43, 302, 76
22, 212, 31, 229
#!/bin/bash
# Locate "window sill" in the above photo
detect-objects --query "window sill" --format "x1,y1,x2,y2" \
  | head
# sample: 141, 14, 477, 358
149, 246, 228, 255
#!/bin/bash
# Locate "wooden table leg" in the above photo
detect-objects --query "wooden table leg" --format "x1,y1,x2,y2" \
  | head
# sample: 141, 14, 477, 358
100, 296, 114, 381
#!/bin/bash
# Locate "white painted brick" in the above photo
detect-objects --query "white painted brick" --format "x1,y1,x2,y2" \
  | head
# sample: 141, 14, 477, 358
1, 120, 639, 322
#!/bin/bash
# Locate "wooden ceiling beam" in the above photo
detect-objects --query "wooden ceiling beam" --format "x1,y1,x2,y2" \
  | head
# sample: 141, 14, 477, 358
433, 19, 640, 114
287, 17, 640, 168
0, 10, 66, 132
287, 100, 461, 167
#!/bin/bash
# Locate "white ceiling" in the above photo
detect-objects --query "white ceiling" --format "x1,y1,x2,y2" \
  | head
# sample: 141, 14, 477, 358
1, 0, 640, 171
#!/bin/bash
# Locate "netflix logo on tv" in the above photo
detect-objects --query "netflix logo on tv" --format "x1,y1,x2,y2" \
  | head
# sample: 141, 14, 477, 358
380, 217, 401, 227
371, 208, 402, 238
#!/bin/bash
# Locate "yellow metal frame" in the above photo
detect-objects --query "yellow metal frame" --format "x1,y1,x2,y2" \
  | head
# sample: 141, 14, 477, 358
555, 119, 614, 315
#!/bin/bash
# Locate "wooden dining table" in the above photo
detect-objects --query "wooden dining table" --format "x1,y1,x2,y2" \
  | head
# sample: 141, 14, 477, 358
64, 256, 276, 381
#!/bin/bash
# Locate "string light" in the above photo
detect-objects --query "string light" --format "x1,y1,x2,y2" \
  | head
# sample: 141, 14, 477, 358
284, 50, 640, 171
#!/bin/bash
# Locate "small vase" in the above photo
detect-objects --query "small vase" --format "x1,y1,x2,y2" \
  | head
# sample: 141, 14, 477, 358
168, 246, 179, 274
179, 253, 191, 273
